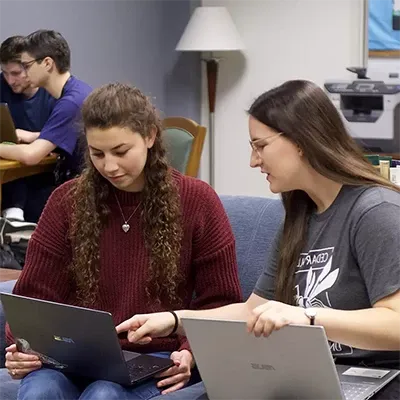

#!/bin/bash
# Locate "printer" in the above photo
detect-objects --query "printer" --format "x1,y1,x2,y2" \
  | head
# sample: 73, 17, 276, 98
324, 79, 400, 153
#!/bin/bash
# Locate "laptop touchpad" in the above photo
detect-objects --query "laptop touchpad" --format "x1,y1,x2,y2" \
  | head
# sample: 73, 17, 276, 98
122, 350, 141, 361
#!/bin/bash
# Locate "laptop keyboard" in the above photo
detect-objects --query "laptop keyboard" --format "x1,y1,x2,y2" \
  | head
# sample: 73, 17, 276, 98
341, 382, 374, 400
126, 359, 162, 382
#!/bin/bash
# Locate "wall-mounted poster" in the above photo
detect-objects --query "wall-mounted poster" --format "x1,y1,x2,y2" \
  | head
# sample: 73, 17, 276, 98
369, 0, 400, 57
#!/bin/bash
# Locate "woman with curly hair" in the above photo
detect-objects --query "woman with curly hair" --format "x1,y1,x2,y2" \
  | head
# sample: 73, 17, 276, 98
4, 83, 242, 400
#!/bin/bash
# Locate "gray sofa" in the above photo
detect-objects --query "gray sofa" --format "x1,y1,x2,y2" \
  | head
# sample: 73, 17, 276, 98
0, 195, 284, 399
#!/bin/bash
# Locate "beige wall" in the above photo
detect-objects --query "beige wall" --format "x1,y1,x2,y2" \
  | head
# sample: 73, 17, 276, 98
199, 0, 364, 197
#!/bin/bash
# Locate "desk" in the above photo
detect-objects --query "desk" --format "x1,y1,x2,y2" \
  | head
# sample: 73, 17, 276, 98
0, 155, 57, 209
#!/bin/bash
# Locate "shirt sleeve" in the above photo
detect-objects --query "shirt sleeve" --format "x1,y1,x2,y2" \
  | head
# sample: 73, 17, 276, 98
352, 202, 400, 305
253, 225, 282, 300
190, 183, 243, 307
38, 98, 81, 155
6, 184, 73, 345
178, 182, 243, 352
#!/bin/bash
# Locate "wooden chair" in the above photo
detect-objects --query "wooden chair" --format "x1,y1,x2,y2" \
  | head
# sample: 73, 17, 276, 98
162, 117, 206, 177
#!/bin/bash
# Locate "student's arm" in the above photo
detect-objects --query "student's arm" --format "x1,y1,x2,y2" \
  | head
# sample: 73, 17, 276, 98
175, 209, 281, 337
4, 184, 72, 379
116, 293, 267, 344
116, 222, 283, 343
16, 129, 40, 144
5, 183, 74, 345
175, 182, 243, 353
177, 292, 266, 329
37, 99, 80, 157
246, 291, 400, 351
174, 222, 282, 329
247, 202, 400, 351
0, 139, 55, 165
0, 98, 80, 164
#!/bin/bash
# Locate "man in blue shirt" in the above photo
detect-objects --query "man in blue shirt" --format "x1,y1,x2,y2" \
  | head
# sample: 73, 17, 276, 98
0, 36, 55, 224
0, 30, 92, 223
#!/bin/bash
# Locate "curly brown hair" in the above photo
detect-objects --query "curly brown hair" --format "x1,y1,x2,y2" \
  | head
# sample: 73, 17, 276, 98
69, 83, 182, 307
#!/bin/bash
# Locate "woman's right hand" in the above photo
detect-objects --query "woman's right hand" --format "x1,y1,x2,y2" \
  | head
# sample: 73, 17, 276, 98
116, 312, 177, 344
5, 344, 42, 379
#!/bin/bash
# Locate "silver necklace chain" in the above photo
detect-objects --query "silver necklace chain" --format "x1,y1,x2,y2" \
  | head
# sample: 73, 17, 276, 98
113, 191, 141, 233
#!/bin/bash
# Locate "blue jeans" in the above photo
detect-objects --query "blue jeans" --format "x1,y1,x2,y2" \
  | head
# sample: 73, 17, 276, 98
17, 352, 197, 400
152, 382, 208, 400
0, 368, 19, 400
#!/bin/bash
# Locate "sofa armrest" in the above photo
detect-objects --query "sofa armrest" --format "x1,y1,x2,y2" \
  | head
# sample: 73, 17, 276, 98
0, 280, 17, 367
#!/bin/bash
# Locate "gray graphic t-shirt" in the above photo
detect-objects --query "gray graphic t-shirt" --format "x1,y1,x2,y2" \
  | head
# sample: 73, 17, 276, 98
254, 185, 400, 367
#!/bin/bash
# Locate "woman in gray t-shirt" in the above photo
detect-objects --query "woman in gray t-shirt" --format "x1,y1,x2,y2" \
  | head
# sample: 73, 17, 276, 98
116, 80, 400, 400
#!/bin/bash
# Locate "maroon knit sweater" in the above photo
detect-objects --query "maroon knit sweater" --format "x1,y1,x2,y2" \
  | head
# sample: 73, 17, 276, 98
6, 170, 242, 353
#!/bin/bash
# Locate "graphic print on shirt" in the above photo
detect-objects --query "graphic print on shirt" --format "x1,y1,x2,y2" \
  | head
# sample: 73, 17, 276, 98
294, 247, 354, 356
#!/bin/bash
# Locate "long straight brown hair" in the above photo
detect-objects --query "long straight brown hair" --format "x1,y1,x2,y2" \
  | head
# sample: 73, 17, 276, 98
249, 80, 400, 305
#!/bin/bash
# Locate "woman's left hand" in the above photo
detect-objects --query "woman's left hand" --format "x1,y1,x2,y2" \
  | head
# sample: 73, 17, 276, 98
156, 350, 194, 394
247, 301, 309, 337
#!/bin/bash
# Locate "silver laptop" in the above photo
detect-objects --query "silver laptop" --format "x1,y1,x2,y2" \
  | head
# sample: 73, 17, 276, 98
181, 318, 399, 400
1, 293, 174, 386
0, 103, 18, 143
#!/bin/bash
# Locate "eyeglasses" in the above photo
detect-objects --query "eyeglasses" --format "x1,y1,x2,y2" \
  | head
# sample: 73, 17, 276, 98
21, 58, 44, 71
249, 132, 283, 156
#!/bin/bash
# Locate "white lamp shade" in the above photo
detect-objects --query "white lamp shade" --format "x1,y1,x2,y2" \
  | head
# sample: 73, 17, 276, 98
176, 7, 244, 52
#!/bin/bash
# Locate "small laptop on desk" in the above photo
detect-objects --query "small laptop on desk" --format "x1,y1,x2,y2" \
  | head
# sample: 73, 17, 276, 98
0, 293, 174, 386
181, 318, 399, 400
0, 103, 18, 143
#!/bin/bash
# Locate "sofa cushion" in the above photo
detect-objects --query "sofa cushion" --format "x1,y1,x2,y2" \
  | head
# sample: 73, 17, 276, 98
220, 196, 284, 300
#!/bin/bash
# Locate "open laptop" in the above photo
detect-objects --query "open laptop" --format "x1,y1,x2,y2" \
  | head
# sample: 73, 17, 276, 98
0, 103, 18, 143
0, 293, 174, 386
181, 318, 400, 400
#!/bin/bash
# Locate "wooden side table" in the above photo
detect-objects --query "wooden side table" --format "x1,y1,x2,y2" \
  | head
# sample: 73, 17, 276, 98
0, 154, 57, 209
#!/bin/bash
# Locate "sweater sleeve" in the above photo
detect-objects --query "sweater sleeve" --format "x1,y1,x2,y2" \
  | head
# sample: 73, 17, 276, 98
178, 182, 242, 352
5, 182, 74, 345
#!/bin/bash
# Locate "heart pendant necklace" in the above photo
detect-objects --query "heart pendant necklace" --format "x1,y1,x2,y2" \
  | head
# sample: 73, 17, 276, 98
114, 191, 141, 233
